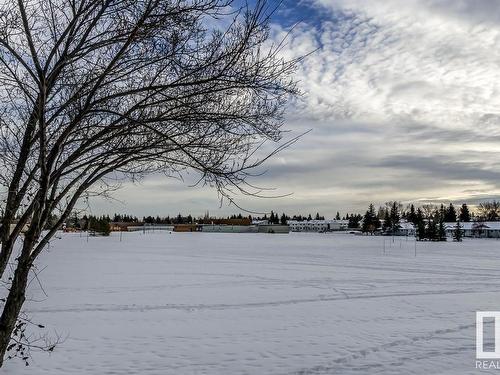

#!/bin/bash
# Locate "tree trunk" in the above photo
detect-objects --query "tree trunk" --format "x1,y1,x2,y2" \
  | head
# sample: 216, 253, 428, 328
0, 212, 14, 277
0, 238, 15, 280
0, 245, 33, 367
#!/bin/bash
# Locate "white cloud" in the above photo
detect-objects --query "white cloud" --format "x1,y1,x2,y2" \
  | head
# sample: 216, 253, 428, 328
264, 0, 500, 208
286, 0, 500, 125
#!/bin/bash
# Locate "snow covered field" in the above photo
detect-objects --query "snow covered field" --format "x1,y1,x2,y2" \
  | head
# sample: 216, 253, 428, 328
4, 232, 500, 374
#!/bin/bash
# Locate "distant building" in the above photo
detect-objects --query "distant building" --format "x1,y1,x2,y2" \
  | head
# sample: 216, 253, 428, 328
393, 221, 416, 236
201, 220, 289, 234
128, 224, 174, 232
201, 225, 258, 233
110, 222, 143, 232
200, 218, 252, 226
444, 222, 500, 238
288, 220, 349, 232
251, 219, 269, 226
173, 224, 201, 232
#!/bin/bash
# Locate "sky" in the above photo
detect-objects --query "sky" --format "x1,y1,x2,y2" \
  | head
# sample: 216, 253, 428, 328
93, 0, 500, 218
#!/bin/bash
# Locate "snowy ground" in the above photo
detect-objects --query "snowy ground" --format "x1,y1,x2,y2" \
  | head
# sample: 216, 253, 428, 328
4, 232, 500, 374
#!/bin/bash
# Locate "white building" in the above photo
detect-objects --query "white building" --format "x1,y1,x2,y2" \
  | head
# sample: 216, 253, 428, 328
394, 221, 416, 236
444, 222, 500, 238
288, 220, 349, 232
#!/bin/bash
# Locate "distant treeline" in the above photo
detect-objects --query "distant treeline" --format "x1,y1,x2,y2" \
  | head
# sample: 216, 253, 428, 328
360, 201, 500, 241
63, 211, 326, 227
59, 201, 500, 236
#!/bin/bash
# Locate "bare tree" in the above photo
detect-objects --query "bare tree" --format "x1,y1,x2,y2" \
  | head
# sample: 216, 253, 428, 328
478, 201, 500, 221
0, 0, 300, 366
421, 204, 437, 219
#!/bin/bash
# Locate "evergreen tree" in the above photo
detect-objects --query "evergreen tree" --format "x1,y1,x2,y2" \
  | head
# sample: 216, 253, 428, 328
101, 218, 111, 236
389, 202, 401, 232
408, 204, 417, 225
280, 213, 287, 225
348, 214, 361, 229
88, 216, 110, 236
70, 211, 80, 228
453, 221, 463, 242
374, 213, 381, 231
444, 203, 457, 222
377, 206, 385, 220
81, 215, 89, 230
335, 212, 340, 220
382, 210, 391, 232
416, 208, 426, 241
362, 204, 378, 234
415, 208, 424, 224
438, 204, 446, 222
361, 211, 371, 233
271, 211, 279, 224
459, 203, 471, 222
438, 220, 447, 241
426, 217, 438, 241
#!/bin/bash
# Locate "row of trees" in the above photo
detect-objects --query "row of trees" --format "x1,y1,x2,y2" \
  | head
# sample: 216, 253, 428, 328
404, 203, 471, 224
259, 201, 496, 225
64, 214, 110, 235
263, 212, 325, 222
361, 201, 451, 241
405, 201, 500, 223
358, 201, 500, 241
65, 212, 248, 226
229, 201, 492, 228
414, 213, 447, 242
87, 216, 111, 236
61, 201, 494, 232
83, 211, 327, 227
61, 200, 498, 232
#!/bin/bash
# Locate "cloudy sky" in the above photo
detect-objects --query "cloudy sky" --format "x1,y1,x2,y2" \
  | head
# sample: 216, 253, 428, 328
93, 0, 500, 218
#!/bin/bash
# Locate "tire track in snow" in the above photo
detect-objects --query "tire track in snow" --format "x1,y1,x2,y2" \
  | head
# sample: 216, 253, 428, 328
26, 288, 500, 314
